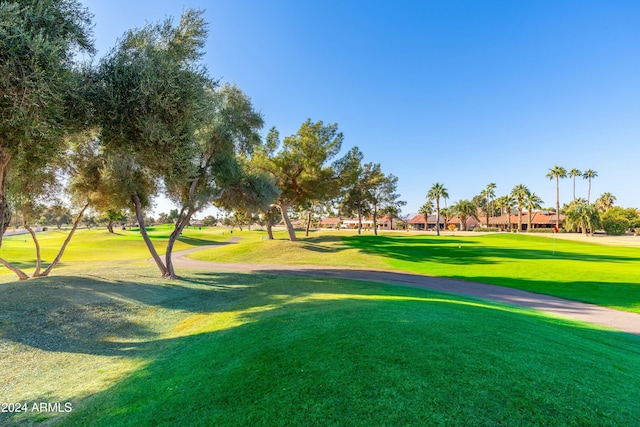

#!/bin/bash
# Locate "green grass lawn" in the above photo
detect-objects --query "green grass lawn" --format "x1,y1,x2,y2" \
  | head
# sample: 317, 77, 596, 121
2, 227, 639, 425
189, 231, 640, 313
0, 225, 230, 277
1, 267, 639, 426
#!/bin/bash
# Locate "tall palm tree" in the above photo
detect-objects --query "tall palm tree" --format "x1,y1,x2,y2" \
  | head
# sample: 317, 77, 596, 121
524, 192, 543, 232
426, 183, 448, 236
569, 168, 581, 202
483, 182, 496, 227
546, 165, 567, 231
418, 200, 434, 231
582, 169, 598, 204
511, 184, 530, 233
596, 192, 616, 212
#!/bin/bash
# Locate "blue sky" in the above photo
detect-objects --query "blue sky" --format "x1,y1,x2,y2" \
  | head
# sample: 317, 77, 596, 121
81, 0, 640, 216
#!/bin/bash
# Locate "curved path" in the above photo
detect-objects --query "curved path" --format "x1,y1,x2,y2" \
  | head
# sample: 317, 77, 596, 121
172, 240, 640, 336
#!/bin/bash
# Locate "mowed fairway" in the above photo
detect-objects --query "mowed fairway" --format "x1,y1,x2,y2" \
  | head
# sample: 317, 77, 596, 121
0, 226, 230, 275
1, 227, 639, 425
189, 231, 640, 313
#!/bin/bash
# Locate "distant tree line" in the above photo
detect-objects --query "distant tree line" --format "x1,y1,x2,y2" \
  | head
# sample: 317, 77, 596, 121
417, 166, 638, 236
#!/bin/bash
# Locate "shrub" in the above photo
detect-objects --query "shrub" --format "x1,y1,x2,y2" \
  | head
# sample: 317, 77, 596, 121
528, 228, 565, 233
602, 216, 630, 236
473, 227, 500, 232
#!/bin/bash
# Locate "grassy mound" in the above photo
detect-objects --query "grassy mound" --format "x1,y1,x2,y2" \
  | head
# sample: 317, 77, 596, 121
1, 270, 634, 426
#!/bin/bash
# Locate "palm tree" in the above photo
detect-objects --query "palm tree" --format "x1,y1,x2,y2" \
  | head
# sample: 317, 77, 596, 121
524, 192, 543, 232
546, 165, 567, 231
451, 199, 478, 231
483, 182, 496, 227
565, 200, 601, 236
569, 168, 581, 202
596, 192, 616, 212
582, 169, 598, 204
495, 195, 515, 231
426, 183, 448, 236
511, 184, 530, 233
440, 207, 451, 230
418, 200, 434, 231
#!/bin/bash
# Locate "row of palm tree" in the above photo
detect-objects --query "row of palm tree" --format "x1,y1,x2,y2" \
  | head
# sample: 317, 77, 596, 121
547, 166, 598, 229
422, 165, 602, 234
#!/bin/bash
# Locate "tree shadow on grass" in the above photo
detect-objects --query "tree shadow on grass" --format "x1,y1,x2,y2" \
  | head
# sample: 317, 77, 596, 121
446, 275, 640, 314
0, 273, 255, 357
42, 277, 640, 427
2, 266, 638, 360
342, 235, 640, 265
3, 269, 640, 426
177, 236, 225, 246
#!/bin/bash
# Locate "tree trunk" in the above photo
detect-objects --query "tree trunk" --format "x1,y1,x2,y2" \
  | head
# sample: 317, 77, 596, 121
305, 211, 311, 237
0, 150, 11, 248
132, 192, 167, 276
38, 203, 89, 277
107, 220, 114, 233
164, 209, 194, 279
435, 198, 441, 236
555, 177, 560, 231
486, 200, 490, 228
373, 205, 378, 236
0, 257, 29, 280
266, 209, 274, 240
279, 202, 297, 241
357, 207, 362, 235
25, 224, 42, 276
517, 208, 522, 233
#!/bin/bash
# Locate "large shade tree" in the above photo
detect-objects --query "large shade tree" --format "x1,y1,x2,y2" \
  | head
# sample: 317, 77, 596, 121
258, 120, 355, 241
427, 183, 448, 236
95, 11, 276, 278
371, 172, 405, 235
0, 0, 94, 266
93, 10, 212, 276
162, 84, 278, 278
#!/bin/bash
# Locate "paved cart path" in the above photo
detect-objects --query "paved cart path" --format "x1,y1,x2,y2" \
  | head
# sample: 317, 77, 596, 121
171, 239, 640, 336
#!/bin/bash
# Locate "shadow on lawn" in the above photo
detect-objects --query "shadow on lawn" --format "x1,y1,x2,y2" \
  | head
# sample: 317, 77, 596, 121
3, 268, 640, 426
342, 235, 640, 265
37, 272, 640, 427
0, 273, 253, 357
1, 267, 638, 360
